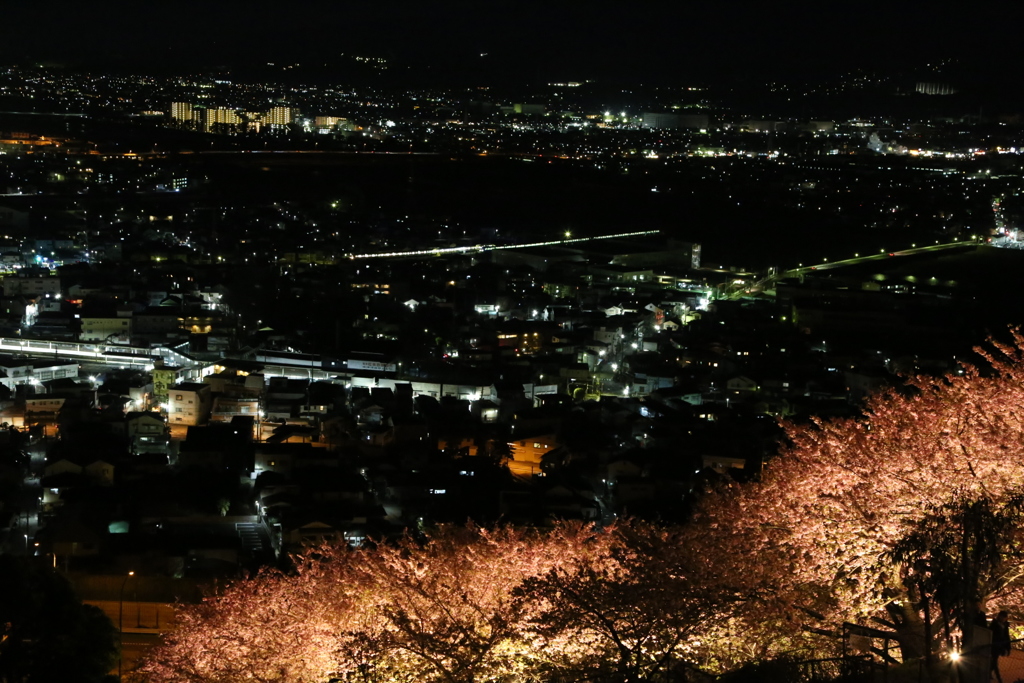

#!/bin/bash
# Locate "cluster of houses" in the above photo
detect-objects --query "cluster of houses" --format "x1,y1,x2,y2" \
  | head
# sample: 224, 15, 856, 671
0, 230, 984, 632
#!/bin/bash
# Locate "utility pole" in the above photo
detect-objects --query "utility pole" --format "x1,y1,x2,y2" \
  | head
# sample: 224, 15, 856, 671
118, 571, 135, 682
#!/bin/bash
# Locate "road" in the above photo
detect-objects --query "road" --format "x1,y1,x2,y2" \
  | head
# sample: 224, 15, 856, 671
347, 229, 660, 260
118, 632, 162, 678
779, 239, 982, 279
0, 431, 45, 556
715, 239, 983, 301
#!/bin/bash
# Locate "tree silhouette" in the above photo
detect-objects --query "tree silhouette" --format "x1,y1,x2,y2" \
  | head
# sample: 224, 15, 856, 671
886, 490, 1024, 673
0, 556, 119, 683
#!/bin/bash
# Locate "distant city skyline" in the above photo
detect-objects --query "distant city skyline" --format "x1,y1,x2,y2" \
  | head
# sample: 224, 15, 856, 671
3, 2, 1020, 86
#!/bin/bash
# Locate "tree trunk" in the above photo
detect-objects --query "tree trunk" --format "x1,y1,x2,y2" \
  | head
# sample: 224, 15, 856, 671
889, 593, 928, 660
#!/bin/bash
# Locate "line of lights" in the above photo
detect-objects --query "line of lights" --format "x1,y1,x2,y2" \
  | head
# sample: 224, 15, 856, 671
779, 238, 980, 278
347, 230, 661, 260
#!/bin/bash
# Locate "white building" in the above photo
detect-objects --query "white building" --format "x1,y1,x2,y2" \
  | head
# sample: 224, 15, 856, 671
0, 358, 79, 391
167, 382, 213, 426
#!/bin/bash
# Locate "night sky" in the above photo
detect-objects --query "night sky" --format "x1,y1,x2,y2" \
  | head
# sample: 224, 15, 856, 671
2, 1, 1021, 85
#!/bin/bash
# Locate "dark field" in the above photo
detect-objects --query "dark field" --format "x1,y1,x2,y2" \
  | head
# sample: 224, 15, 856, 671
172, 151, 929, 269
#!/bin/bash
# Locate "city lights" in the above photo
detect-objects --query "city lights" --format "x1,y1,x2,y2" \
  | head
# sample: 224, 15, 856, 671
1, 42, 1018, 683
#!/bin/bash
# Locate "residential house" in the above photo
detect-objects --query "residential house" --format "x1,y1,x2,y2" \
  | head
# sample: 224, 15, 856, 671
25, 396, 66, 415
126, 412, 168, 454
701, 455, 746, 474
726, 375, 760, 394
508, 434, 559, 477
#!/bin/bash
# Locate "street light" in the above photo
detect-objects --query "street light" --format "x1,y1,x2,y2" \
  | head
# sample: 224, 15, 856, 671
119, 571, 135, 682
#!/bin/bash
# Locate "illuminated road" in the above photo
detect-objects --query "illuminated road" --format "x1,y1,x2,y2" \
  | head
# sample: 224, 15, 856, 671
0, 110, 87, 117
718, 239, 983, 301
779, 239, 982, 279
347, 229, 661, 260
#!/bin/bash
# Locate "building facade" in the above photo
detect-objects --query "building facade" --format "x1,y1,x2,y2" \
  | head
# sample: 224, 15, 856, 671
167, 382, 213, 426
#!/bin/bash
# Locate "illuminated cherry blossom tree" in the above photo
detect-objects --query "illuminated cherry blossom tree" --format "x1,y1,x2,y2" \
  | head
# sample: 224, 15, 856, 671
515, 521, 713, 682
139, 523, 615, 683
341, 523, 616, 683
139, 333, 1024, 681
137, 560, 355, 683
690, 332, 1024, 666
885, 490, 1024, 675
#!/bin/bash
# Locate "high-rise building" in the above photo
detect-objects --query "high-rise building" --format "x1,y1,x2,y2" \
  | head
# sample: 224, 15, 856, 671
267, 106, 296, 127
205, 108, 242, 131
915, 82, 957, 96
170, 102, 193, 122
241, 112, 265, 132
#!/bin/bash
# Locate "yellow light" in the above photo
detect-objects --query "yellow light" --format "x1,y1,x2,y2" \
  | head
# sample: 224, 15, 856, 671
949, 651, 960, 662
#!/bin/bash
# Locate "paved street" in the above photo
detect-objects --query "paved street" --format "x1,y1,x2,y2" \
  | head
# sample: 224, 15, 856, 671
1, 430, 45, 557
119, 632, 162, 678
